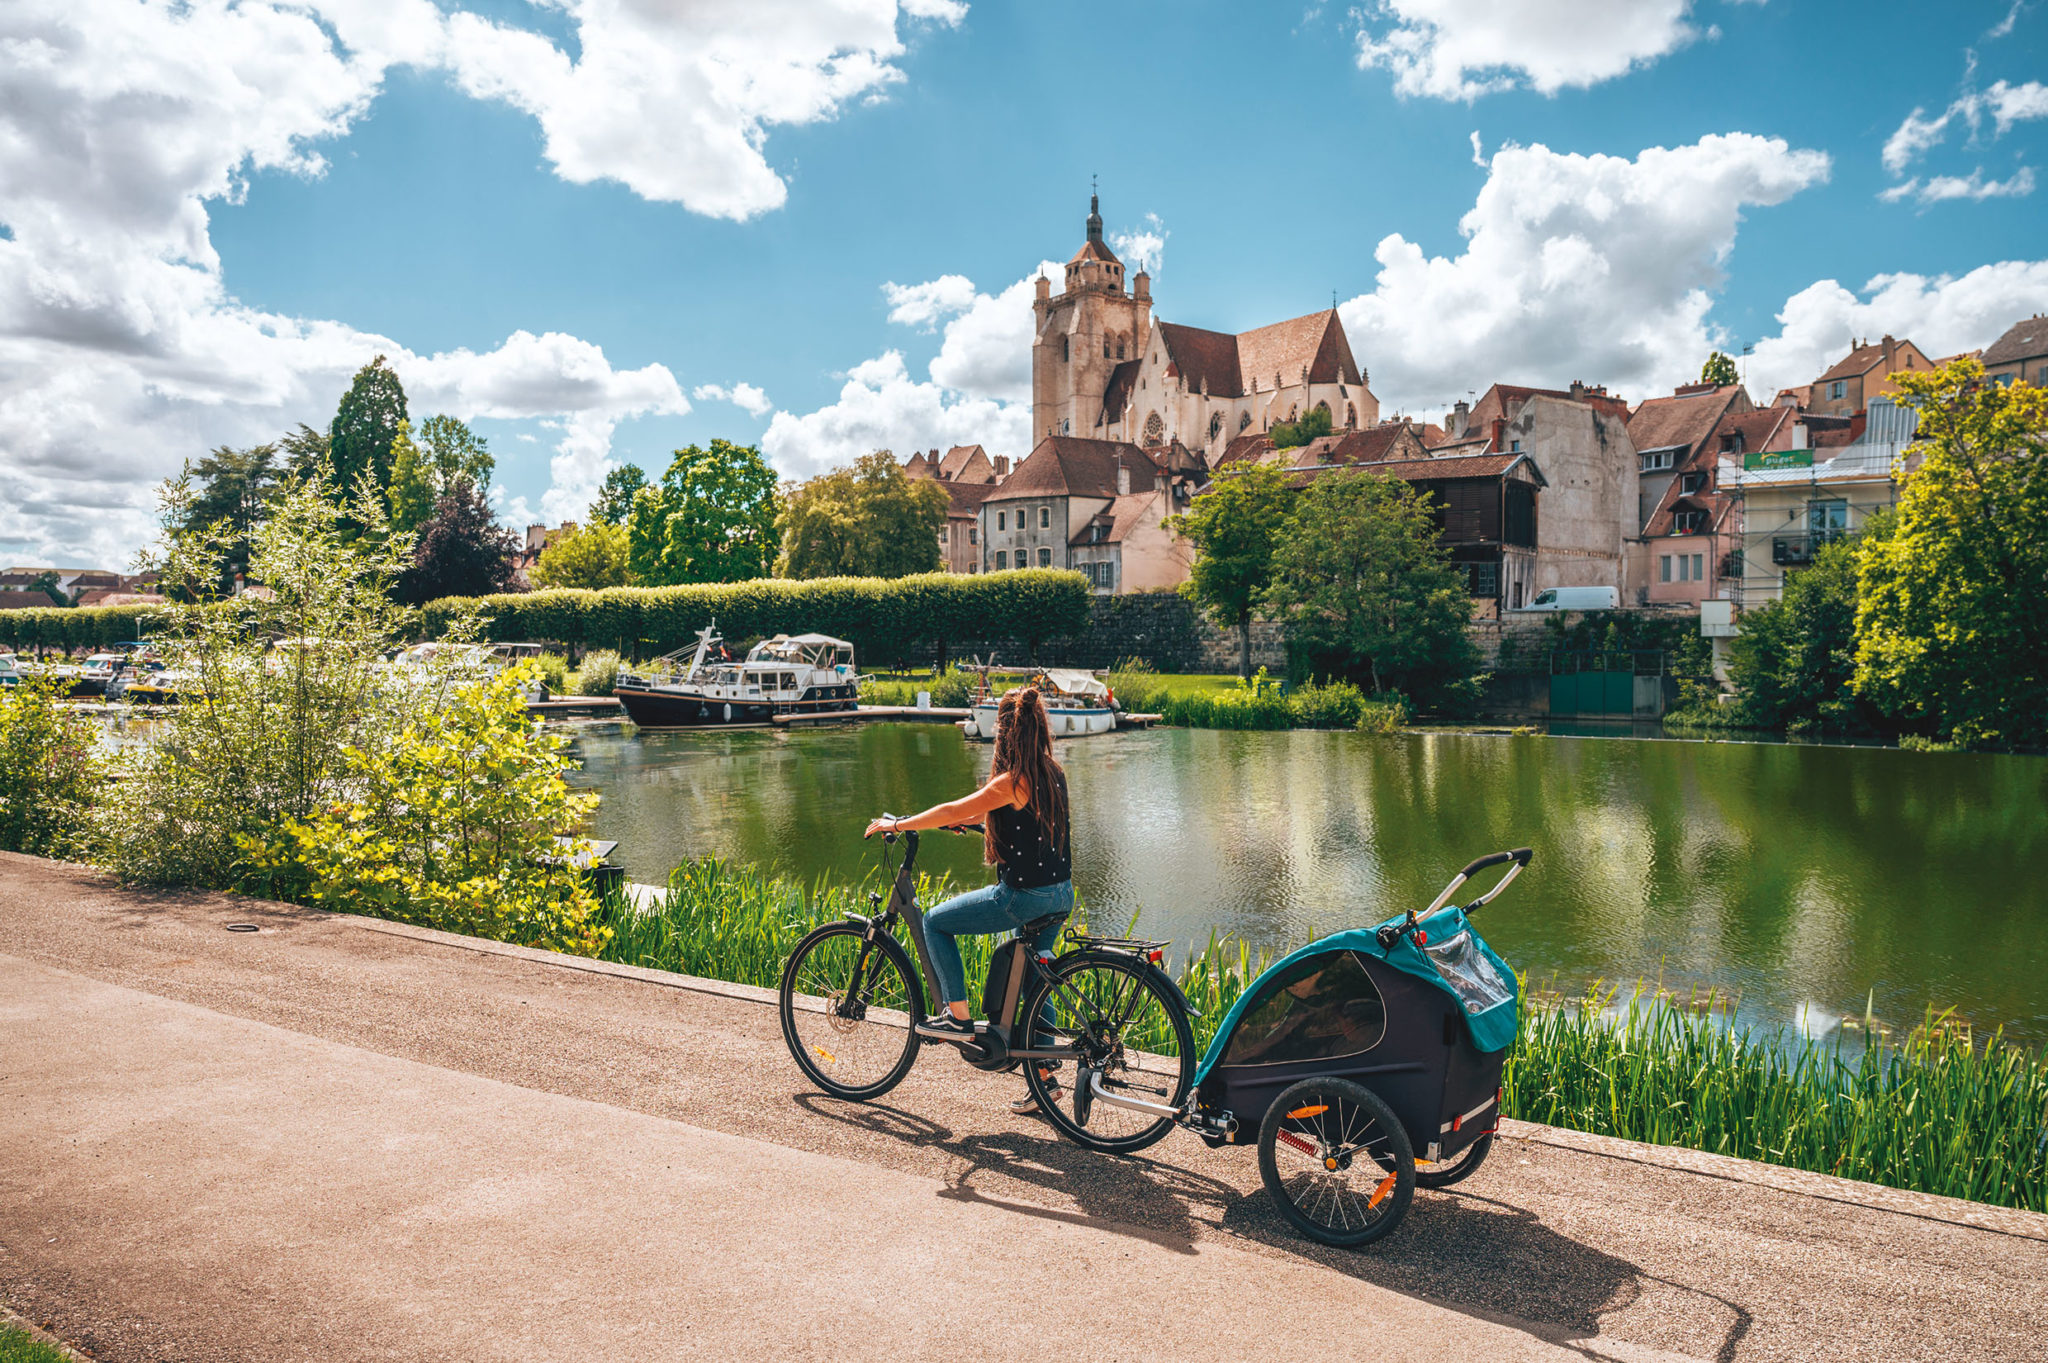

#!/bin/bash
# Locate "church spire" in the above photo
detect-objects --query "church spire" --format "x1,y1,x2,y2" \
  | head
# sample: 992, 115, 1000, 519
1086, 181, 1103, 245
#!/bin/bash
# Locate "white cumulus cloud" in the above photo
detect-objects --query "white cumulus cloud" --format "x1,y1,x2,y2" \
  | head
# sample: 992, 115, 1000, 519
1109, 215, 1169, 276
1747, 262, 2048, 399
693, 382, 776, 417
0, 0, 952, 562
1338, 133, 1830, 416
1880, 167, 2037, 205
1879, 75, 2048, 199
1354, 0, 1713, 100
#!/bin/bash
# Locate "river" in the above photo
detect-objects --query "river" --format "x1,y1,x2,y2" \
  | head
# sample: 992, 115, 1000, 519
565, 722, 2048, 1047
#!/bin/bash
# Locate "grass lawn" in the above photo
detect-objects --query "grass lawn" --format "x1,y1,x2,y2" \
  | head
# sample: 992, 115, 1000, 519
0, 1325, 72, 1363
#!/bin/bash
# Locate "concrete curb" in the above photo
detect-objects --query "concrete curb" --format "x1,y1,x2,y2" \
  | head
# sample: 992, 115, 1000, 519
1, 1302, 91, 1360
343, 910, 2048, 1245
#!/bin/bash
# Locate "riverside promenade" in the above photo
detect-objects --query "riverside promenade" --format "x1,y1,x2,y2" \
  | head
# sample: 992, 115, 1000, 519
3, 853, 2045, 1362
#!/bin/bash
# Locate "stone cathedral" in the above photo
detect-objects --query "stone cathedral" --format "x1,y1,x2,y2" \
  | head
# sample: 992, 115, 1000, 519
1030, 195, 1379, 464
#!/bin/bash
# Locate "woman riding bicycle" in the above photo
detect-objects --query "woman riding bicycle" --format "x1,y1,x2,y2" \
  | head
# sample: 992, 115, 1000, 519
864, 686, 1072, 1113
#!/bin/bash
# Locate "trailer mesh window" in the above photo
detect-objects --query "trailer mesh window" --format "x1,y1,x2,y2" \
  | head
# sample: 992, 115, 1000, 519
1221, 950, 1385, 1067
1420, 928, 1513, 1016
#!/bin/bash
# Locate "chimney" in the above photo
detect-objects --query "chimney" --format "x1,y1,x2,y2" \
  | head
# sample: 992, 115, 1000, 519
1882, 335, 1897, 373
993, 455, 1010, 479
1116, 460, 1131, 496
1448, 398, 1469, 438
1569, 380, 1587, 401
1491, 416, 1506, 453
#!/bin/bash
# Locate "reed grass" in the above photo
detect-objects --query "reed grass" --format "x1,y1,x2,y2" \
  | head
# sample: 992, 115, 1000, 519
599, 858, 2048, 1213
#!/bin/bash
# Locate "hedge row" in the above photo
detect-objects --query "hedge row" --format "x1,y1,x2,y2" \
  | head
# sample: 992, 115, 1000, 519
0, 572, 1093, 667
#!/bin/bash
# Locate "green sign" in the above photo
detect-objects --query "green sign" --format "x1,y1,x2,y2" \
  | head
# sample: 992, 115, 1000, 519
1744, 448, 1813, 470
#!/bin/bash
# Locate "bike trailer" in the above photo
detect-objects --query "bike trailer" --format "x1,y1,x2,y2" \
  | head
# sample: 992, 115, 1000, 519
1190, 897, 1519, 1163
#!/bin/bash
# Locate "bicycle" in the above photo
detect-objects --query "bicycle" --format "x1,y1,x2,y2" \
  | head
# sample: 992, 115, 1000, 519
777, 821, 1199, 1154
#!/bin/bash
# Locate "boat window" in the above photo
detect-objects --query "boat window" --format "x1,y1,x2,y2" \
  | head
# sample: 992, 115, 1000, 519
1221, 950, 1385, 1067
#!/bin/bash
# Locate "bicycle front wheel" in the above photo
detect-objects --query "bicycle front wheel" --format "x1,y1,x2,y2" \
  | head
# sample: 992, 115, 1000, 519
780, 923, 922, 1100
1021, 950, 1194, 1154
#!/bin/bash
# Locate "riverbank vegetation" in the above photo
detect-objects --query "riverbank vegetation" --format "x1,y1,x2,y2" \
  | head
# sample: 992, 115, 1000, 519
602, 857, 2047, 1213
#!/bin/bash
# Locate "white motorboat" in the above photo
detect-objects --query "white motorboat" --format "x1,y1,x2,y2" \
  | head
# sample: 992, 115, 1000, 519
967, 668, 1117, 739
614, 623, 861, 728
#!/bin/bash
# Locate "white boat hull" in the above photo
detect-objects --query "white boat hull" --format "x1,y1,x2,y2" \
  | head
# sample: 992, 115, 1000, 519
969, 700, 1115, 739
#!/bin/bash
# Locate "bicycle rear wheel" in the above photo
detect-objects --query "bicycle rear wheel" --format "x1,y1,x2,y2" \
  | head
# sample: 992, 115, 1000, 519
780, 923, 922, 1100
1021, 950, 1193, 1154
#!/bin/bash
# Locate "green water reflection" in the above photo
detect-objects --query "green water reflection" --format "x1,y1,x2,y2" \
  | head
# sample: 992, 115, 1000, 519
566, 724, 2048, 1045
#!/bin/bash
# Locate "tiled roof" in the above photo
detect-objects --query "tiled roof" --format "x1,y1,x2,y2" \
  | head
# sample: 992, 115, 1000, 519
987, 437, 1159, 502
1360, 453, 1549, 487
1290, 425, 1426, 467
1098, 359, 1141, 426
1068, 492, 1158, 546
1626, 386, 1743, 461
1469, 382, 1631, 429
1155, 322, 1244, 398
1984, 314, 2048, 365
1211, 434, 1275, 469
936, 445, 990, 481
0, 591, 61, 610
941, 480, 996, 518
903, 450, 932, 478
1236, 310, 1361, 390
1816, 338, 1926, 383
1069, 238, 1120, 265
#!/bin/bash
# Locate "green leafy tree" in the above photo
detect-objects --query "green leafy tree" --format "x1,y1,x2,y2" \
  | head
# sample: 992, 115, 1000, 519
1701, 351, 1740, 386
1728, 538, 1882, 732
1853, 359, 2048, 748
1168, 460, 1293, 676
1264, 468, 1479, 700
1268, 404, 1334, 450
279, 423, 332, 481
775, 450, 948, 579
174, 442, 282, 591
399, 478, 519, 604
590, 463, 647, 525
329, 355, 409, 496
25, 571, 68, 607
277, 665, 608, 956
417, 414, 494, 493
384, 420, 436, 535
530, 519, 630, 589
0, 671, 104, 857
627, 440, 780, 584
104, 474, 416, 889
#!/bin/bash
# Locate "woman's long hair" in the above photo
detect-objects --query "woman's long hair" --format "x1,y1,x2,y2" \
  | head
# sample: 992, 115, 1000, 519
986, 686, 1067, 868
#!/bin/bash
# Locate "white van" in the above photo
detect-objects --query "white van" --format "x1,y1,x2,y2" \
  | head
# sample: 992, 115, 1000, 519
1517, 586, 1620, 612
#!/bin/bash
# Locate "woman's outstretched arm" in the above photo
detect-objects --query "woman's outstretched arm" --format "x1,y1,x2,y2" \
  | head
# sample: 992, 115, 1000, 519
865, 773, 1023, 839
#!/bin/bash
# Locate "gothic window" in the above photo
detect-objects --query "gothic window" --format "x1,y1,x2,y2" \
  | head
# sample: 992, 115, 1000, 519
1104, 336, 1112, 358
1345, 403, 1357, 429
1238, 411, 1252, 432
1061, 335, 1069, 362
1117, 336, 1126, 360
1314, 400, 1331, 421
1209, 412, 1224, 441
1143, 412, 1164, 446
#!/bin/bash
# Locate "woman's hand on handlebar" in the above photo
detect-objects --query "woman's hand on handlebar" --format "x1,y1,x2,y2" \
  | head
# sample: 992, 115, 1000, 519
863, 815, 900, 840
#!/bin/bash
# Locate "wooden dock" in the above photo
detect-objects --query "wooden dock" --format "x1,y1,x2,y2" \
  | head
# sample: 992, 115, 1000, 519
771, 705, 972, 727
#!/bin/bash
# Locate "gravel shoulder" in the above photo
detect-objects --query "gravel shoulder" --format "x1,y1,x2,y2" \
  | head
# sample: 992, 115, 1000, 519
2, 852, 2044, 1362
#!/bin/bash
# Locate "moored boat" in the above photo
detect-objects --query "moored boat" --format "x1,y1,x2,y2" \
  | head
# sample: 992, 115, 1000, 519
614, 623, 861, 728
967, 668, 1116, 739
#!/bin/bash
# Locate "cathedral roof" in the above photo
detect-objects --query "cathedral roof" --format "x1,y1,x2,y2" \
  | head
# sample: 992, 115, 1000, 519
1069, 238, 1121, 266
1155, 310, 1364, 400
1098, 360, 1142, 426
989, 437, 1160, 502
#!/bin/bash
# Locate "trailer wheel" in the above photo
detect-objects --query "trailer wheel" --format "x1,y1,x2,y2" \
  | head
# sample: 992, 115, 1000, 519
1258, 1077, 1414, 1248
1417, 1131, 1494, 1189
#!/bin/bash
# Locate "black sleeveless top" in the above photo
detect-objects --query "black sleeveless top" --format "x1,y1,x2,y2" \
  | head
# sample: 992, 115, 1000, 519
990, 769, 1071, 889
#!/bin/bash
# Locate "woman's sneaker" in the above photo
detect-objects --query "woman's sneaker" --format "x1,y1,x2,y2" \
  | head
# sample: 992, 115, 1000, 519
1011, 1066, 1064, 1114
914, 1012, 975, 1040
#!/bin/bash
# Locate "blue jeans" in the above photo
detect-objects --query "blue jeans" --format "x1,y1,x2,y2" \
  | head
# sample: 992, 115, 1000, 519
924, 879, 1074, 1008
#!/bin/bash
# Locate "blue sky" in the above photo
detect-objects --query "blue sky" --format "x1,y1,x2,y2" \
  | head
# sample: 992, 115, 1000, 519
4, 0, 2045, 564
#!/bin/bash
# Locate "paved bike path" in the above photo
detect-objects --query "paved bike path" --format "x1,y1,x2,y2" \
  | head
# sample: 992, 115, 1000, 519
2, 952, 1594, 1363
3, 853, 2045, 1362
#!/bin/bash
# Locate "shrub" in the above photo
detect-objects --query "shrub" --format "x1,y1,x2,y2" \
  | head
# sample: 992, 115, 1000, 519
273, 666, 609, 956
858, 665, 980, 708
536, 651, 570, 693
1284, 678, 1365, 729
575, 649, 621, 696
0, 672, 104, 859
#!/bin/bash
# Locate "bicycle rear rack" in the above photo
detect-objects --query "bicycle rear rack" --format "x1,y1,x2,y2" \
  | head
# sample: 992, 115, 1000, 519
1065, 932, 1170, 956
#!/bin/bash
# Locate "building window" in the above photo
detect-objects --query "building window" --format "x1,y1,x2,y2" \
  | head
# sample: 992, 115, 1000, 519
1680, 471, 1707, 494
969, 563, 978, 573
1720, 432, 1745, 454
1209, 412, 1224, 441
1692, 553, 1704, 581
1468, 562, 1498, 597
1238, 411, 1252, 432
1039, 506, 1050, 529
1674, 509, 1705, 533
1808, 499, 1849, 537
1640, 449, 1676, 472
995, 550, 1007, 569
1144, 412, 1164, 446
939, 525, 949, 544
1829, 380, 1846, 401
1103, 336, 1111, 358
996, 510, 1006, 531
1660, 555, 1672, 583
1038, 547, 1052, 567
1061, 335, 1069, 362
1509, 438, 1523, 453
1116, 338, 1126, 359
968, 525, 977, 545
1345, 403, 1356, 429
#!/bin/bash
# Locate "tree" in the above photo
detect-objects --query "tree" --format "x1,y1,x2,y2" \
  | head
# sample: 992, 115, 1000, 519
1701, 351, 1740, 387
1269, 404, 1334, 451
775, 450, 948, 579
530, 519, 630, 589
1727, 537, 1881, 732
1168, 460, 1293, 676
1264, 468, 1479, 700
417, 414, 494, 493
627, 440, 781, 585
399, 479, 519, 604
279, 423, 331, 481
1853, 359, 2048, 748
384, 420, 436, 535
590, 463, 647, 525
174, 442, 282, 591
329, 355, 409, 496
25, 571, 68, 607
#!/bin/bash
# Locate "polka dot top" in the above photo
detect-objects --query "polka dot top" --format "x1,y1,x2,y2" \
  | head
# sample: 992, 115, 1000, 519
990, 769, 1071, 890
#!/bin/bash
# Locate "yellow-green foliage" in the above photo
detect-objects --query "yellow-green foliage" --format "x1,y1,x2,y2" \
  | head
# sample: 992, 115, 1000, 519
276, 666, 609, 956
574, 649, 621, 696
0, 671, 104, 859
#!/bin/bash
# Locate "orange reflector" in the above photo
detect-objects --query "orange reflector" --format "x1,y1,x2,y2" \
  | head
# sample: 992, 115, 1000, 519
812, 1045, 837, 1065
1368, 1171, 1398, 1209
1287, 1104, 1330, 1119
1452, 1113, 1463, 1132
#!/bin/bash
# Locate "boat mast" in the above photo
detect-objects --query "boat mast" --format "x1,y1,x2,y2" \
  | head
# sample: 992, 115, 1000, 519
685, 620, 719, 683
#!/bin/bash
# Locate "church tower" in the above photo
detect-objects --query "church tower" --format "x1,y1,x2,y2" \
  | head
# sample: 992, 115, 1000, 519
1032, 193, 1153, 442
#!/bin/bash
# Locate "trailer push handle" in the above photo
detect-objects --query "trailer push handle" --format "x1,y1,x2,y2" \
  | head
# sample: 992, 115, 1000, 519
1377, 848, 1532, 950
